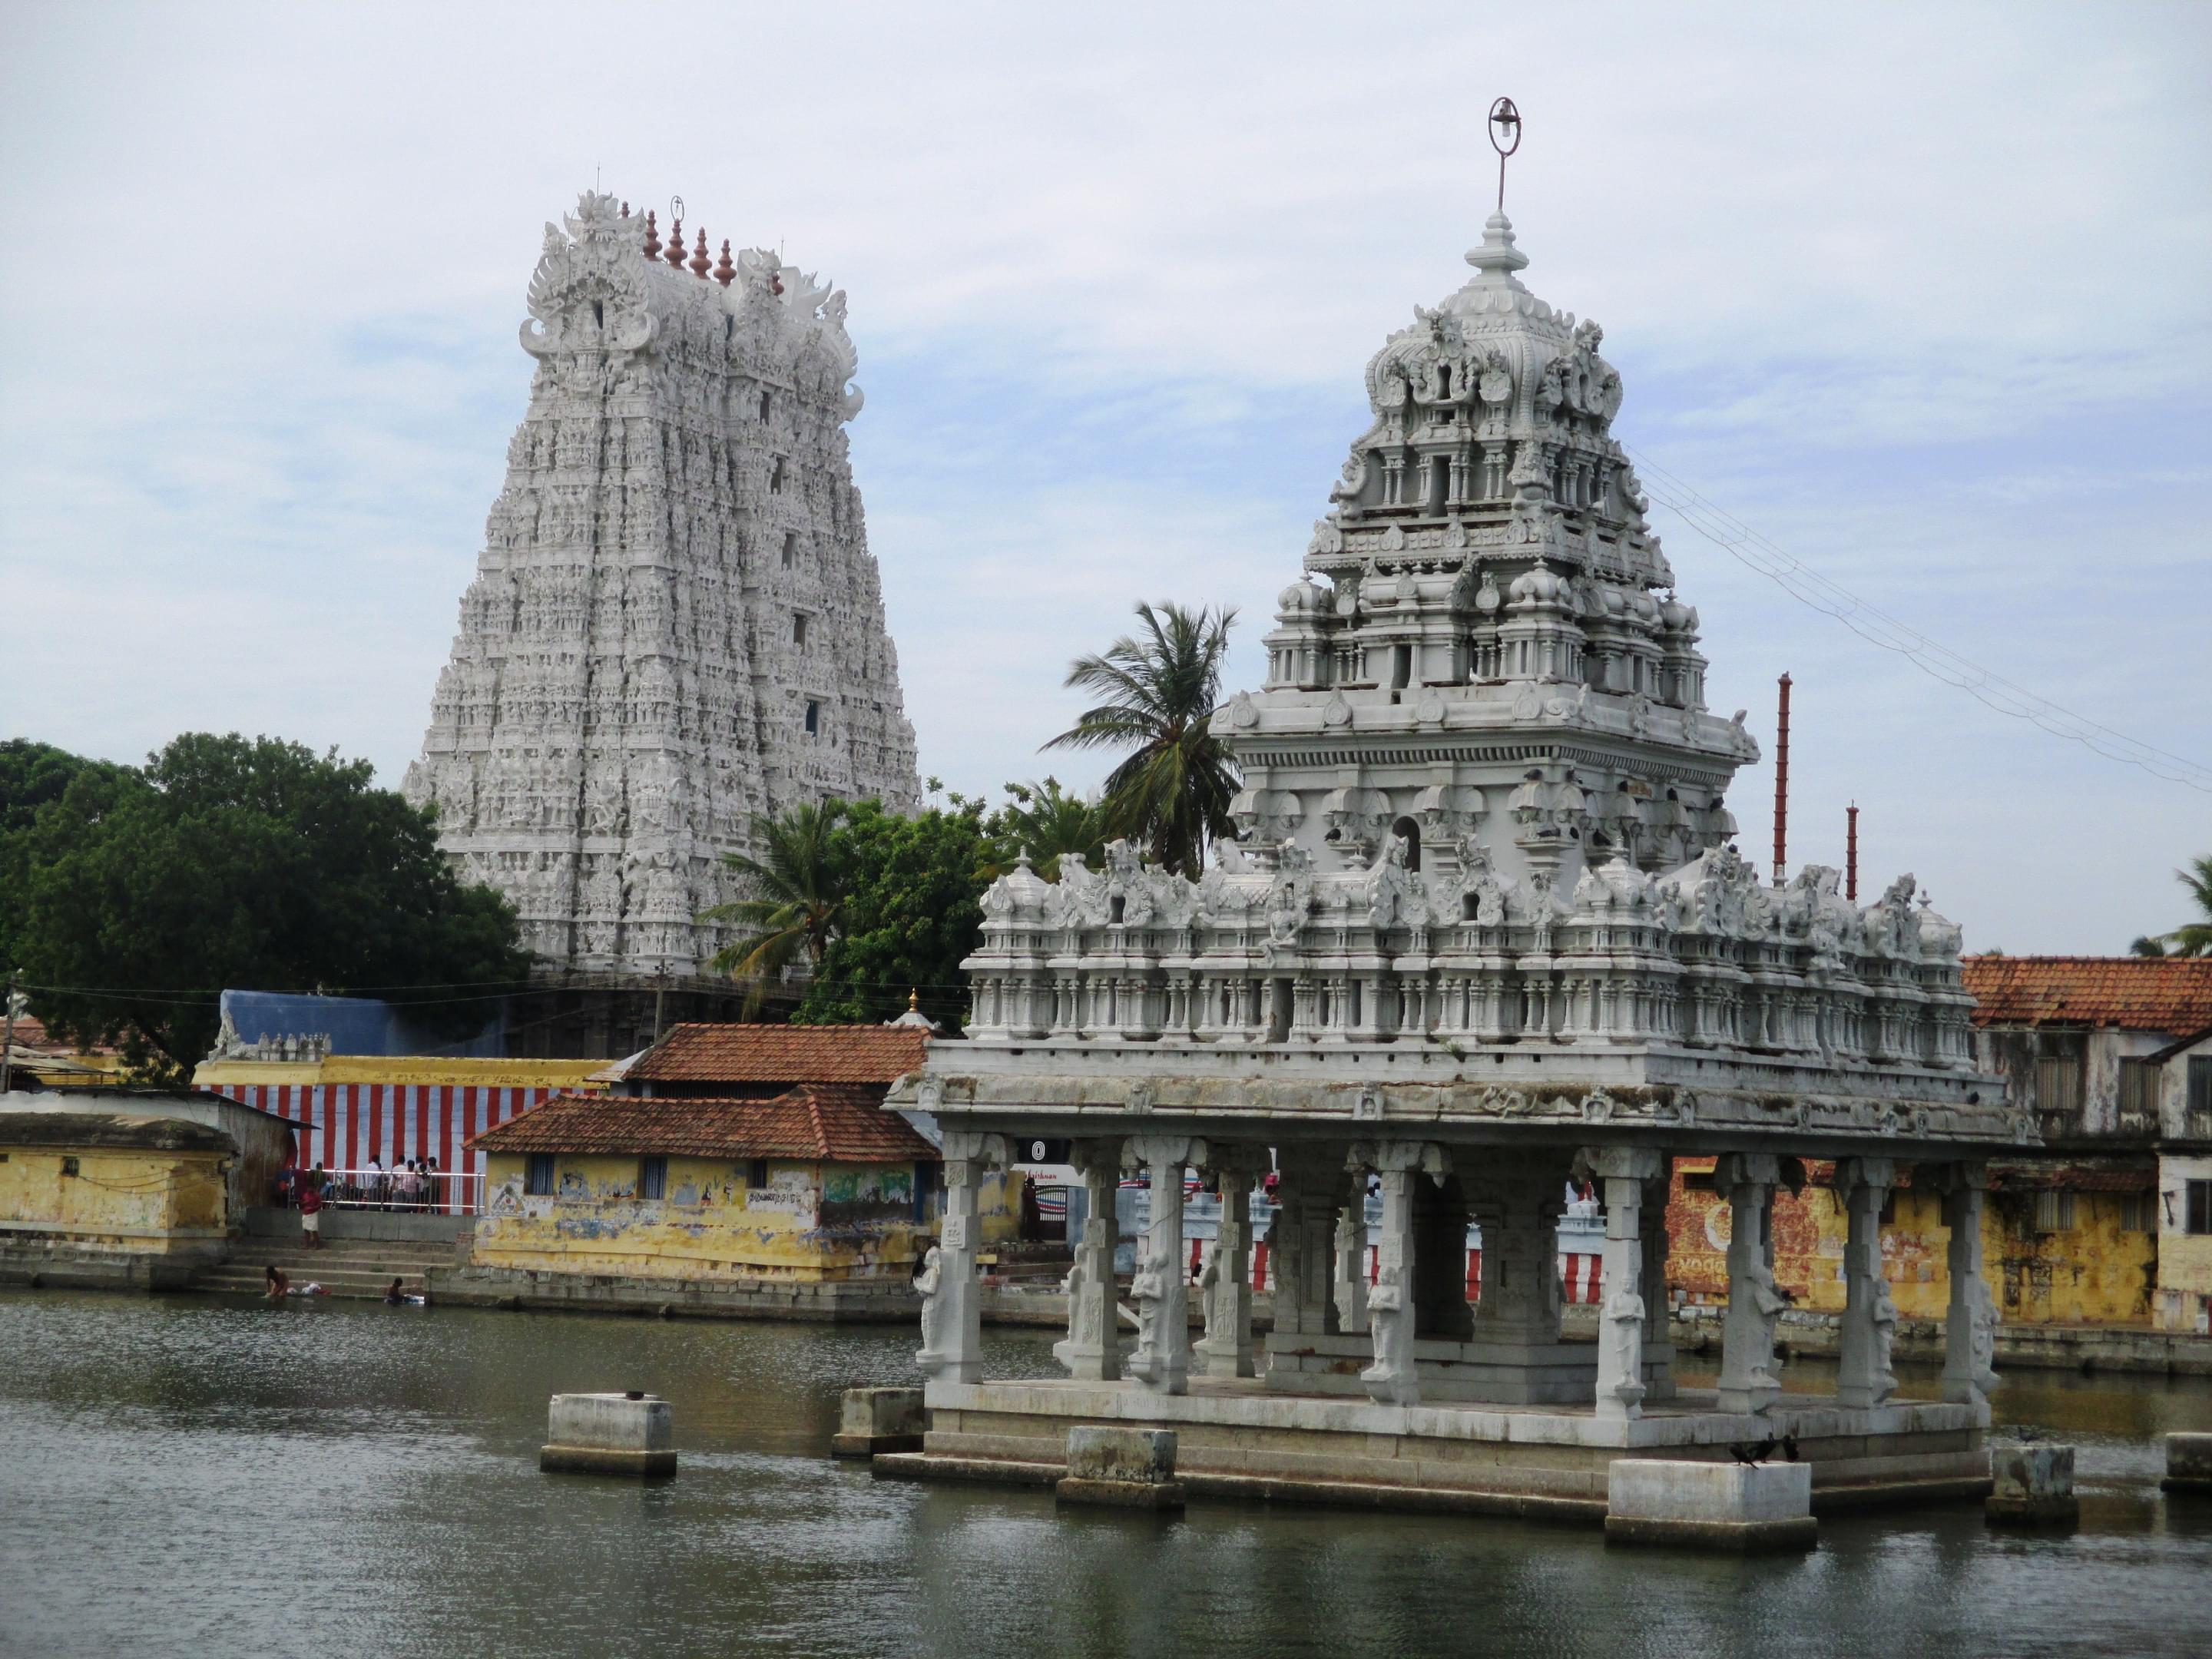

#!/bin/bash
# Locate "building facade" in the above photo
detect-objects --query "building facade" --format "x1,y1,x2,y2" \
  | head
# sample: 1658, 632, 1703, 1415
1962, 955, 2212, 1334
403, 190, 920, 982
0, 1108, 234, 1288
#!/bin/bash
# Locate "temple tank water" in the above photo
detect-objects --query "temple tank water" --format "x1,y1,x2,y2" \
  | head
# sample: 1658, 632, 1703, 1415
2, 1290, 2208, 1658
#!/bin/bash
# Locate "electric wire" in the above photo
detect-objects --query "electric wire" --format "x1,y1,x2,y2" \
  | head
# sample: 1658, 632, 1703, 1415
1623, 443, 2212, 794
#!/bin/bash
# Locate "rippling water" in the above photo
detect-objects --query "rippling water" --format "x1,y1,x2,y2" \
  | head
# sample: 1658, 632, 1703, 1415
2, 1290, 2209, 1658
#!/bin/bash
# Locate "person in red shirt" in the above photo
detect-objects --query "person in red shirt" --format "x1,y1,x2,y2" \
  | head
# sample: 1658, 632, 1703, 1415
298, 1179, 326, 1250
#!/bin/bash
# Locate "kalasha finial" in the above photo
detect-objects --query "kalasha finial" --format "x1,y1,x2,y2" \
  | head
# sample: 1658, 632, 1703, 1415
689, 229, 710, 278
642, 210, 661, 260
714, 239, 735, 286
1488, 95, 1522, 214
666, 218, 686, 267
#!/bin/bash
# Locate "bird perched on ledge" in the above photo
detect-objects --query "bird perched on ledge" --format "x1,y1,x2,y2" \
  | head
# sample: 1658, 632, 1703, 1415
1728, 1432, 1801, 1465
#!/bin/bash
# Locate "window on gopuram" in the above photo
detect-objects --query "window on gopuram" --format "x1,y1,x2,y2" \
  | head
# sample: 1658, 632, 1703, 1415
793, 614, 809, 648
804, 700, 820, 735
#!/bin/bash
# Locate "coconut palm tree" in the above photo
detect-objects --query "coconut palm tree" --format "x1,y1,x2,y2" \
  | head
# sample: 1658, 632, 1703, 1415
980, 777, 1108, 882
1044, 601, 1240, 876
2133, 854, 2212, 959
702, 801, 847, 1013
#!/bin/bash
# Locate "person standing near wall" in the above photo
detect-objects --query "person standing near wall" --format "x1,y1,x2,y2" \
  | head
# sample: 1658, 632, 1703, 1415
298, 1178, 325, 1250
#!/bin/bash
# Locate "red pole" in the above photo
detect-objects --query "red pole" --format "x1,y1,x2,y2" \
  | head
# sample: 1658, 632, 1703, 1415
1846, 803, 1859, 902
1772, 673, 1792, 884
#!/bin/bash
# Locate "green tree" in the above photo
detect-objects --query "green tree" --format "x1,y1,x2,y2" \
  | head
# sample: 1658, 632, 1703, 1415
2133, 854, 2212, 959
793, 797, 992, 1033
1044, 601, 1241, 876
14, 733, 530, 1081
0, 740, 134, 973
703, 800, 849, 1015
980, 777, 1106, 882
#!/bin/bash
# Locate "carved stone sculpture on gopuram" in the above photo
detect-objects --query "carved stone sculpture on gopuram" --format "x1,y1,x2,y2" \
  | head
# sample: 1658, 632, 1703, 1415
403, 191, 919, 979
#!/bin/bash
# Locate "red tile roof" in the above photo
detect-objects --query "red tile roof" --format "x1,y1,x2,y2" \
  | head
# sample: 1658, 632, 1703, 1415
467, 1084, 938, 1163
624, 1022, 931, 1086
1962, 955, 2212, 1034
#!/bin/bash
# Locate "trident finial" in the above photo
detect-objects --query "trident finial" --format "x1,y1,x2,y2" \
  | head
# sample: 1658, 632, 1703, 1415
1487, 96, 1522, 214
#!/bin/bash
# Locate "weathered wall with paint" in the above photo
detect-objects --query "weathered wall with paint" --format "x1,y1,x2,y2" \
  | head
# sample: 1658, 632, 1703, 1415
2157, 1150, 2212, 1333
0, 1144, 228, 1250
1664, 1161, 2157, 1328
472, 1152, 1018, 1283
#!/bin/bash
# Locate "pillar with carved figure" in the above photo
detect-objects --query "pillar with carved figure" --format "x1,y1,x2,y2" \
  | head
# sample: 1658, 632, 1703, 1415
1332, 1168, 1370, 1334
916, 1130, 1002, 1385
1834, 1157, 1898, 1409
1195, 1149, 1265, 1379
1936, 1163, 1999, 1416
1054, 1138, 1123, 1382
1714, 1152, 1784, 1416
1356, 1141, 1444, 1406
1583, 1146, 1665, 1421
1126, 1134, 1205, 1396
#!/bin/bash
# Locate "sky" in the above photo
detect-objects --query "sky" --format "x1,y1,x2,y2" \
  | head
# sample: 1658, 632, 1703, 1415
1, 2, 2207, 954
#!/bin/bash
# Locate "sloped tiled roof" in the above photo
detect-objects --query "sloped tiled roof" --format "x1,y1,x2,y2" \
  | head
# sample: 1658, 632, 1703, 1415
1962, 955, 2212, 1034
466, 1084, 937, 1162
624, 1022, 930, 1085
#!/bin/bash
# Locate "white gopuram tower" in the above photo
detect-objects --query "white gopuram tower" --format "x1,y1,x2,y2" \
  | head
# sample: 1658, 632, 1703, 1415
405, 191, 920, 982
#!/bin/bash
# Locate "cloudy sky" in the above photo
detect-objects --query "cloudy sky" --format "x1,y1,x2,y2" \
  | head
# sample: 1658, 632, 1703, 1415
2, 2, 2207, 952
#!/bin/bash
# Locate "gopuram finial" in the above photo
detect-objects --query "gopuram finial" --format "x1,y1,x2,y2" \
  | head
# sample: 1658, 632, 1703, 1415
666, 217, 686, 268
714, 239, 735, 286
642, 210, 661, 260
690, 228, 710, 278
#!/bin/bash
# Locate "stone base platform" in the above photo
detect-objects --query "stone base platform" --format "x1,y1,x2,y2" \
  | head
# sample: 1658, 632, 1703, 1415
431, 1263, 918, 1323
884, 1376, 1990, 1523
1266, 1333, 1598, 1405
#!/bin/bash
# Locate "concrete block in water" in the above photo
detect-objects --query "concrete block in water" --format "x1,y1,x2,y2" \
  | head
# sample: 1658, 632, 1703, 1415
1604, 1459, 1816, 1552
2159, 1432, 2212, 1495
1985, 1442, 2075, 1525
540, 1391, 675, 1478
832, 1387, 926, 1457
1056, 1426, 1185, 1511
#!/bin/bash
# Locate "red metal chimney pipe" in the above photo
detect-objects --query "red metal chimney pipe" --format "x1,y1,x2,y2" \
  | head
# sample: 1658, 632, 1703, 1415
1772, 673, 1791, 885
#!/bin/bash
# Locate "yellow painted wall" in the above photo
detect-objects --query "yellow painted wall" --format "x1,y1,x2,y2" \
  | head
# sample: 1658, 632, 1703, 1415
0, 1144, 229, 1250
472, 1153, 1021, 1283
1666, 1165, 2157, 1328
2156, 1154, 2212, 1333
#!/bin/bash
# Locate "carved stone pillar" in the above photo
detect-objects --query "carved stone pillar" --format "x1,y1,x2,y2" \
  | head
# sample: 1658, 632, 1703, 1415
1195, 1150, 1264, 1379
916, 1130, 1003, 1386
1836, 1157, 1899, 1409
1054, 1138, 1123, 1382
1936, 1163, 1998, 1418
1413, 1172, 1475, 1340
1640, 1164, 1678, 1401
1332, 1169, 1369, 1334
1356, 1141, 1444, 1406
1267, 1147, 1343, 1346
1125, 1134, 1205, 1396
1714, 1152, 1783, 1415
1468, 1165, 1565, 1348
1581, 1146, 1665, 1421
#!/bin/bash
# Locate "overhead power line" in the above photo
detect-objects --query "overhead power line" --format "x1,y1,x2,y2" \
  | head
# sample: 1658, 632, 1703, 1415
1623, 444, 2212, 795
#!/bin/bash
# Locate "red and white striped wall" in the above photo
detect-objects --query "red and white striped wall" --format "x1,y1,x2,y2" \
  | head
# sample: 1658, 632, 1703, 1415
197, 1083, 562, 1198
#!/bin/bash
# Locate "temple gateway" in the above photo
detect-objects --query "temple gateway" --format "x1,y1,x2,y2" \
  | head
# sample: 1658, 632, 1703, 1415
884, 210, 2035, 1531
